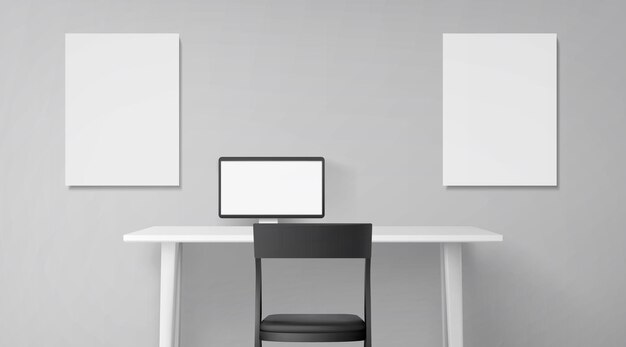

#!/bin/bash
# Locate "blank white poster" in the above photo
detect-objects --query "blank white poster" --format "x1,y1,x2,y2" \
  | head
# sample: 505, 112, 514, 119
65, 33, 179, 186
443, 33, 557, 186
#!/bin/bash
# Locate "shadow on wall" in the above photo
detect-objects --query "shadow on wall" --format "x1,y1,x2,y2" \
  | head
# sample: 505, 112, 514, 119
323, 158, 359, 220
463, 231, 590, 347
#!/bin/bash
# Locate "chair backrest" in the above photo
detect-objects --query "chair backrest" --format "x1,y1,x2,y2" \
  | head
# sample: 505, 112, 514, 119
254, 223, 373, 345
254, 223, 372, 259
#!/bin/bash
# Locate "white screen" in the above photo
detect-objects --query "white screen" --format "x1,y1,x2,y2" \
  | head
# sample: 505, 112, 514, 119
220, 160, 323, 216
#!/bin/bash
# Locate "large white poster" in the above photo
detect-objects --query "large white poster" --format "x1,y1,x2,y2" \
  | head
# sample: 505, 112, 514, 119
443, 33, 557, 186
65, 33, 179, 186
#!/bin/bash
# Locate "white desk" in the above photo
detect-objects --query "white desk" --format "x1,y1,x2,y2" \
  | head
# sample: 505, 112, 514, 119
124, 226, 502, 347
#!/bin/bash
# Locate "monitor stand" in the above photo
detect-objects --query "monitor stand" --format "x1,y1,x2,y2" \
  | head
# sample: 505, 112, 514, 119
258, 218, 278, 224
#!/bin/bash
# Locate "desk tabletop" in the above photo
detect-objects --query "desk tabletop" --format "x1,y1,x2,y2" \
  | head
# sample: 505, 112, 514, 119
123, 226, 502, 243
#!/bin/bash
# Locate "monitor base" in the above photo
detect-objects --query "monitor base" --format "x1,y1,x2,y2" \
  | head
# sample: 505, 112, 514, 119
258, 218, 279, 224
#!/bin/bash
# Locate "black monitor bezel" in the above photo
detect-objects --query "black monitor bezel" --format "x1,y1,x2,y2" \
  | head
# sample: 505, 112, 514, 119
218, 157, 325, 219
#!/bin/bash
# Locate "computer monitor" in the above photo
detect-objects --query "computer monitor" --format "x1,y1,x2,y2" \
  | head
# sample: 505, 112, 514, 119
219, 157, 325, 219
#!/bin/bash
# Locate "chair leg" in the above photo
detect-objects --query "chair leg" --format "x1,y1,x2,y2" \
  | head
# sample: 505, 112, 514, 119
364, 337, 371, 347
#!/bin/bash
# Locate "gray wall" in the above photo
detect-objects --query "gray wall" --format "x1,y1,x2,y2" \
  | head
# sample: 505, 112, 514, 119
1, 0, 625, 346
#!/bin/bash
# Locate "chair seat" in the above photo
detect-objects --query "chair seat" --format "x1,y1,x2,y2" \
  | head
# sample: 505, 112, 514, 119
260, 314, 365, 333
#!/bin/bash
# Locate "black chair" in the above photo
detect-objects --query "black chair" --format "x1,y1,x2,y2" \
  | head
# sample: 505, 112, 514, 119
254, 223, 372, 347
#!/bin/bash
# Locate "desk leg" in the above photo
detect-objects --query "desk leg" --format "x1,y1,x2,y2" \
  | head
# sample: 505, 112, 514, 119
160, 242, 182, 347
441, 243, 463, 347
